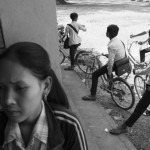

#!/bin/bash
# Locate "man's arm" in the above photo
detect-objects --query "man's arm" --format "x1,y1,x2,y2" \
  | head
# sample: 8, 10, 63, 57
79, 24, 87, 32
130, 30, 148, 38
138, 36, 150, 45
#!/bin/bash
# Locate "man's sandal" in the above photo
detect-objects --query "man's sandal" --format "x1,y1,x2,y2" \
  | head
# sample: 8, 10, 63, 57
109, 125, 128, 135
82, 95, 96, 101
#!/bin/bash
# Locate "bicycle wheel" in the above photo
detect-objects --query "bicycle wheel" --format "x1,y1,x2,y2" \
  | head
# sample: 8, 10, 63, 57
134, 75, 145, 100
110, 77, 135, 110
76, 52, 99, 75
59, 50, 65, 64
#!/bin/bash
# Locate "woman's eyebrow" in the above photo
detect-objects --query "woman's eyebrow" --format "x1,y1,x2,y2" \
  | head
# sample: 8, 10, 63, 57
9, 81, 26, 85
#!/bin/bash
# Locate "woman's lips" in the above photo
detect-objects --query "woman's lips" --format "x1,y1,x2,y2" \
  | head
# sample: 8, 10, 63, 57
6, 110, 20, 117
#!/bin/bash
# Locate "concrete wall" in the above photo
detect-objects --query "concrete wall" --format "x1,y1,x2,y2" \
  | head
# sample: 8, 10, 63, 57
0, 0, 61, 79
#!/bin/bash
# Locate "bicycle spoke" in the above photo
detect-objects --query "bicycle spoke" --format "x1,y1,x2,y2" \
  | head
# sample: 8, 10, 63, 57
77, 52, 98, 75
136, 79, 144, 97
59, 50, 65, 64
134, 75, 145, 100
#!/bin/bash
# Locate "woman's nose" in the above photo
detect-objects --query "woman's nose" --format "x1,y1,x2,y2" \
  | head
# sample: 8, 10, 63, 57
5, 89, 16, 106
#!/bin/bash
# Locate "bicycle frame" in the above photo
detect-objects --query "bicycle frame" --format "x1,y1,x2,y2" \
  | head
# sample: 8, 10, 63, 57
127, 40, 141, 66
59, 46, 70, 61
60, 44, 95, 65
127, 39, 150, 66
59, 30, 95, 64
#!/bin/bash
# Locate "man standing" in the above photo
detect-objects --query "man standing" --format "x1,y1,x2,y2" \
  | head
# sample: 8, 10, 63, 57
64, 12, 87, 70
82, 24, 126, 101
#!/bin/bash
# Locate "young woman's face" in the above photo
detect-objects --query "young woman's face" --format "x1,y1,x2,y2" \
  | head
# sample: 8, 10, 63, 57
0, 59, 46, 123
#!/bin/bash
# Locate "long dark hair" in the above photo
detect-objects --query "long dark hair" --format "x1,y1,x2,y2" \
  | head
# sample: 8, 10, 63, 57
0, 42, 70, 109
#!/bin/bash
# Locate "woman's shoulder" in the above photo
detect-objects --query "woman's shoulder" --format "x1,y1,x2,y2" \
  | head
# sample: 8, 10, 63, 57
49, 104, 88, 150
46, 102, 83, 132
50, 104, 83, 130
50, 104, 78, 120
50, 104, 85, 140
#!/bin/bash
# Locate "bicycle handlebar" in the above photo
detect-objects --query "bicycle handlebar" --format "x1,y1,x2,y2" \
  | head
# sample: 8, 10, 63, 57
100, 53, 108, 58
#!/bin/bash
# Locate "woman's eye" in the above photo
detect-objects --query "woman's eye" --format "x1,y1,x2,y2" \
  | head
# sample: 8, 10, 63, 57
15, 86, 27, 91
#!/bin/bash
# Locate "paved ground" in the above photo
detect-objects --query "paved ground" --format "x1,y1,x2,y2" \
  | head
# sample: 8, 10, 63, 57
61, 66, 137, 150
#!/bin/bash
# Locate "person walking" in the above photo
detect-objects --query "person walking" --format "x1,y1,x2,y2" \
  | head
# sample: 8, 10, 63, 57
82, 24, 126, 101
64, 12, 87, 70
109, 65, 150, 135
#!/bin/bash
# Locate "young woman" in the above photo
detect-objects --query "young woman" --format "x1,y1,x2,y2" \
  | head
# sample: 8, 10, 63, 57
0, 42, 88, 150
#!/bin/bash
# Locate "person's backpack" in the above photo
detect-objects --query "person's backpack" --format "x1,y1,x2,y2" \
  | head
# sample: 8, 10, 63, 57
63, 24, 78, 49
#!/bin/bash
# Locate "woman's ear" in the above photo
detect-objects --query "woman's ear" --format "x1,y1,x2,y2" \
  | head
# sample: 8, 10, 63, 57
43, 76, 52, 95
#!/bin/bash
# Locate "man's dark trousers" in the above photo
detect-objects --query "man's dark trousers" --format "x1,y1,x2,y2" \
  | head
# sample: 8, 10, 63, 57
90, 64, 116, 96
69, 44, 79, 67
140, 47, 150, 62
124, 86, 150, 127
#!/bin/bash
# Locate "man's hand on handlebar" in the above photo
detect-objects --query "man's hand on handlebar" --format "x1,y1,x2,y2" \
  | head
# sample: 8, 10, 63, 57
138, 41, 143, 45
130, 34, 135, 38
101, 53, 108, 58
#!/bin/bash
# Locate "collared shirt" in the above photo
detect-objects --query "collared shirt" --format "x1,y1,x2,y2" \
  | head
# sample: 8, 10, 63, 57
3, 101, 48, 150
0, 102, 88, 150
107, 37, 126, 75
65, 21, 86, 46
136, 65, 150, 85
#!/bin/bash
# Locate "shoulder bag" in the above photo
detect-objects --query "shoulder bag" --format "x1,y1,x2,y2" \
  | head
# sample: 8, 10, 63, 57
63, 24, 78, 49
114, 41, 132, 76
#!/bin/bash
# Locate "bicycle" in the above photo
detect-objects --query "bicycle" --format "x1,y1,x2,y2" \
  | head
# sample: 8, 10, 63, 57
127, 39, 150, 100
83, 52, 135, 110
134, 64, 148, 100
76, 50, 102, 75
59, 44, 94, 65
58, 33, 95, 73
79, 47, 132, 81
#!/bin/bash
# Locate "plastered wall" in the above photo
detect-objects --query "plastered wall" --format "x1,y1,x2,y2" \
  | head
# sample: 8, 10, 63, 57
0, 0, 61, 80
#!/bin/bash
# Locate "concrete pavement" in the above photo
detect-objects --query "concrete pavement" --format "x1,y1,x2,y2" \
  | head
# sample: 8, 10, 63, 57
61, 66, 136, 150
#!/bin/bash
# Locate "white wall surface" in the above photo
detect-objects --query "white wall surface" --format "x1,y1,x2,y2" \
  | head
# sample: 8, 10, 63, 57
0, 0, 61, 80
